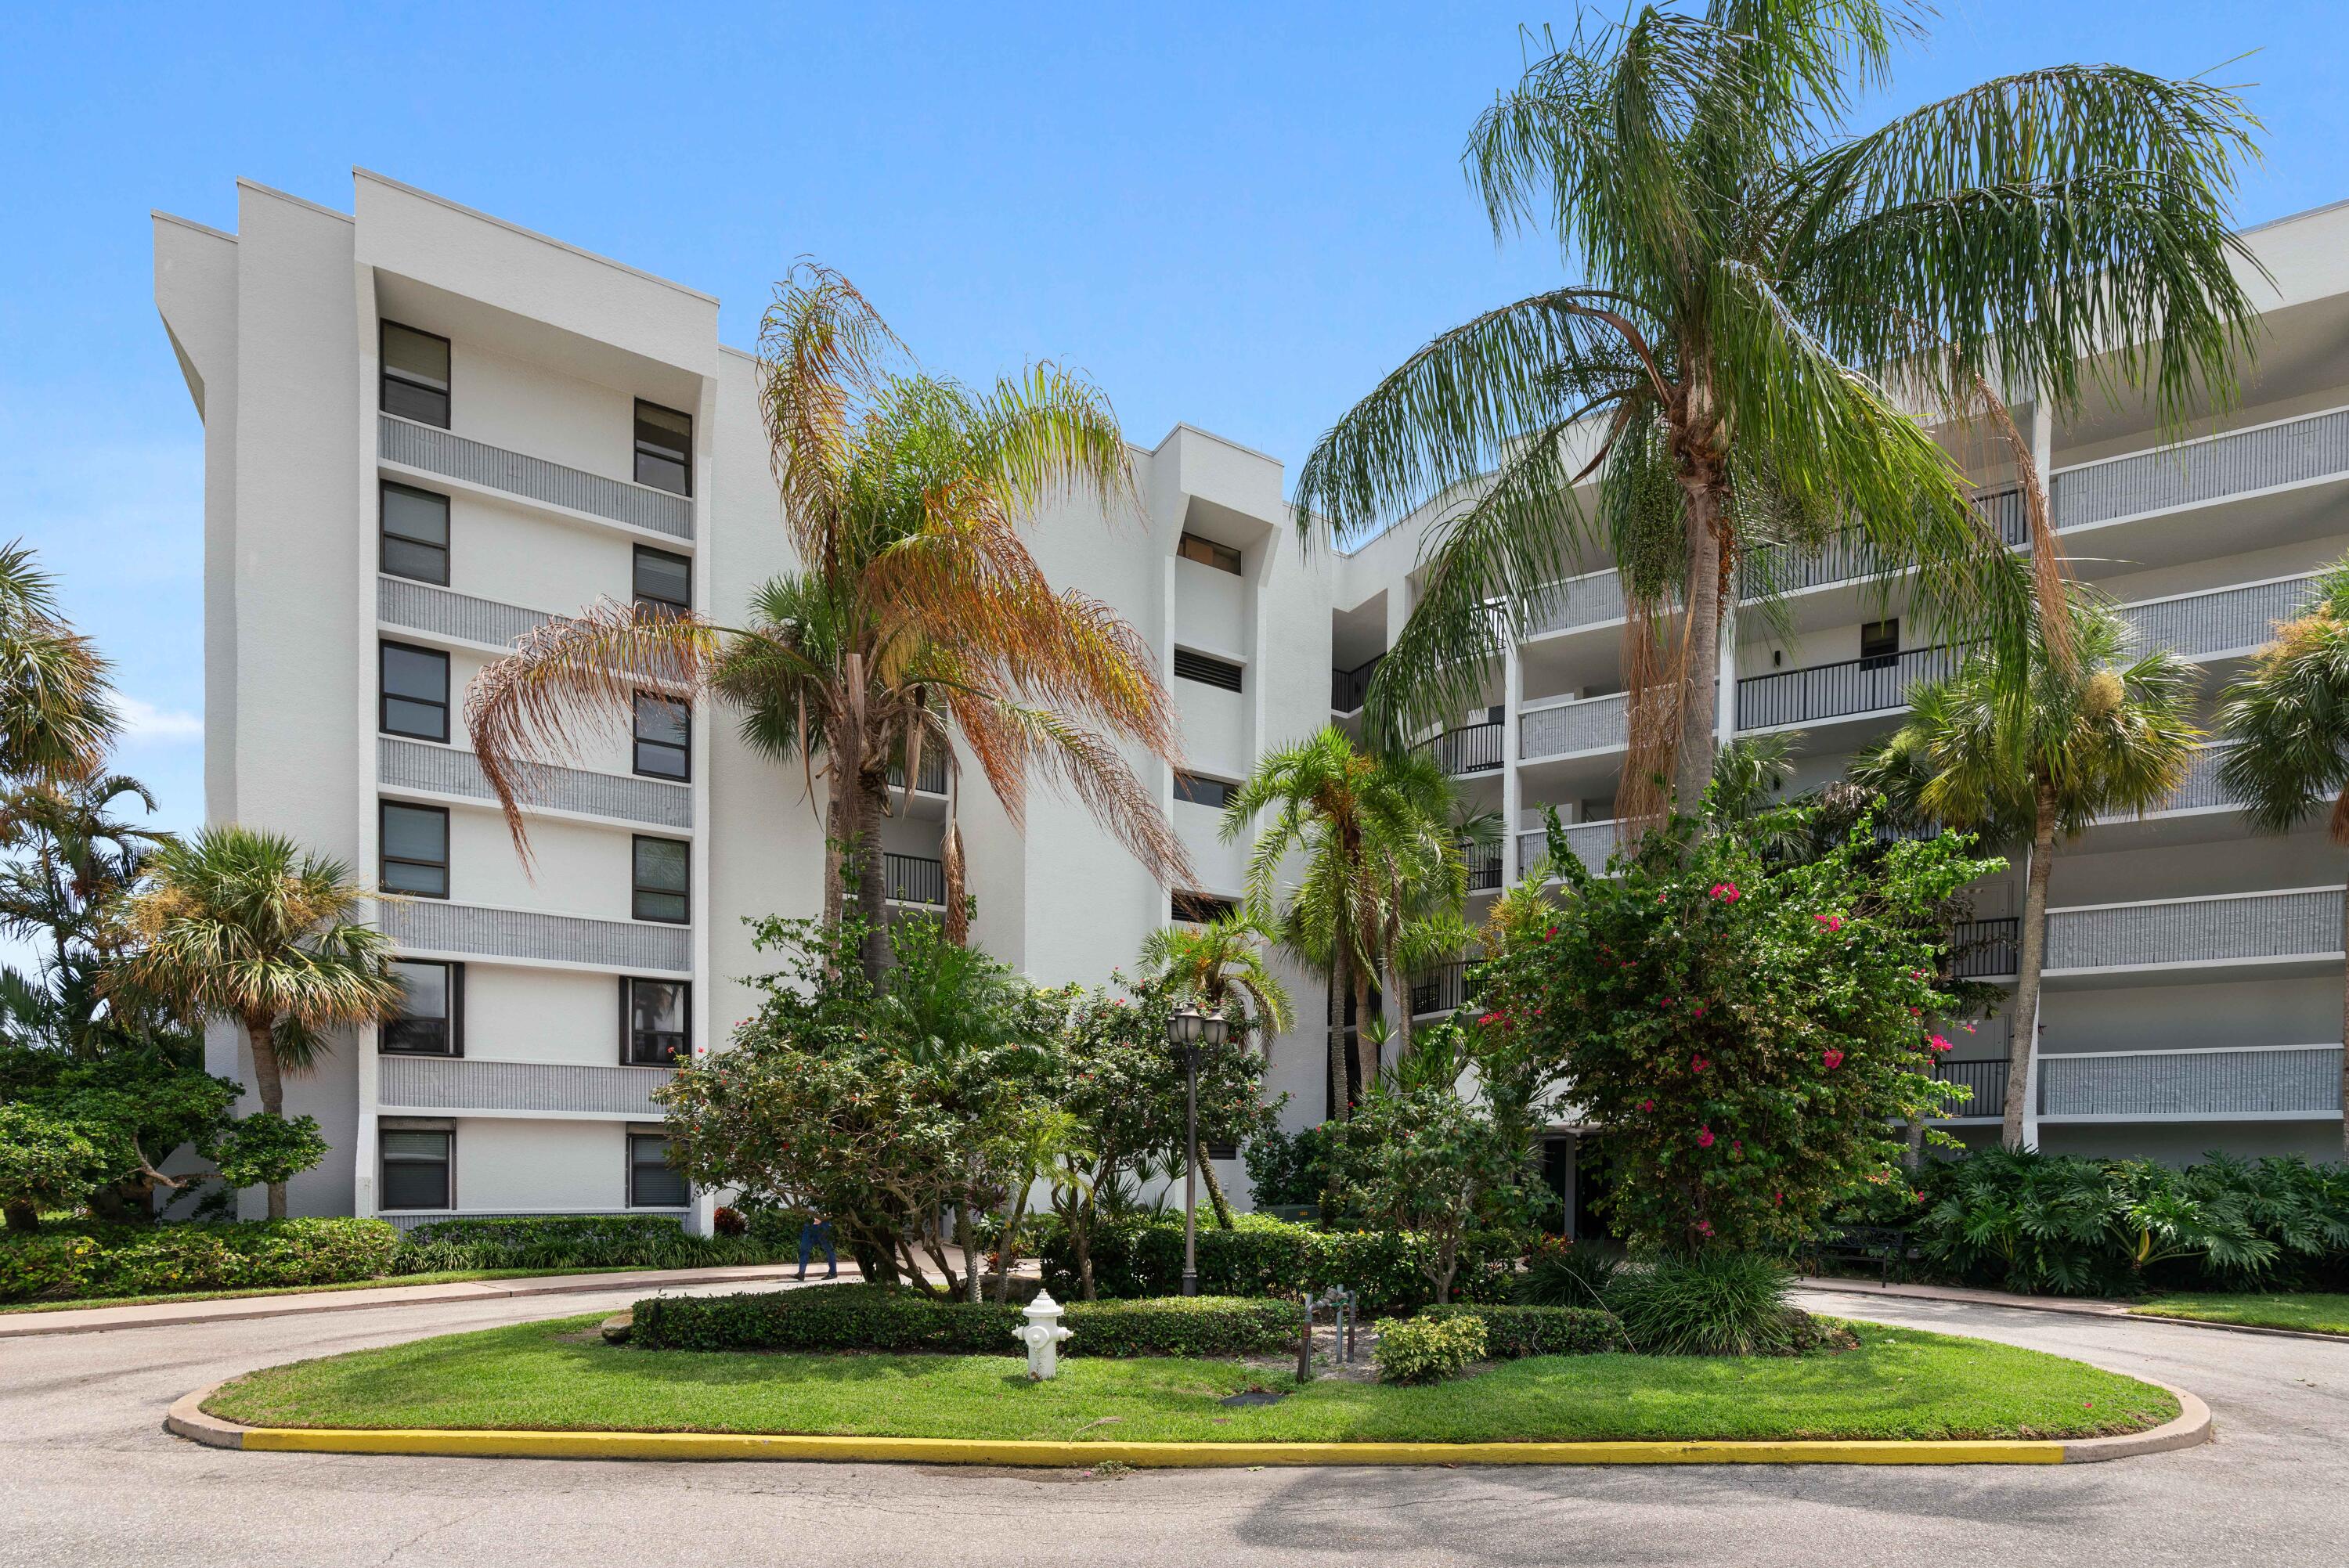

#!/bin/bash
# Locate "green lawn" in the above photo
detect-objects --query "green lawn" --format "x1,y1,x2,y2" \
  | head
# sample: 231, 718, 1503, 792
0, 1267, 651, 1316
203, 1315, 2177, 1444
2131, 1292, 2349, 1336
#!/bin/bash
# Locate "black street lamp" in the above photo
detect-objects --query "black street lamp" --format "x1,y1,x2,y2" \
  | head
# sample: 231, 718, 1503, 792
1167, 1000, 1230, 1298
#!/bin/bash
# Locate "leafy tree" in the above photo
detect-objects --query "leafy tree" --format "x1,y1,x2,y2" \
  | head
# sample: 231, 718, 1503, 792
1348, 1081, 1539, 1303
1292, 3, 2257, 819
1137, 909, 1294, 1226
2217, 558, 2349, 1155
1860, 596, 2200, 1148
467, 267, 1185, 982
111, 827, 401, 1218
0, 1103, 110, 1231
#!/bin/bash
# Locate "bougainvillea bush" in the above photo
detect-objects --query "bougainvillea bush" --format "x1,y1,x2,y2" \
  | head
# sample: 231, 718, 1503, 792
1475, 802, 2001, 1253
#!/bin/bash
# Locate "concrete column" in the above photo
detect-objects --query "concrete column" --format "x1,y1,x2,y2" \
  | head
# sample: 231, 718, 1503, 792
1502, 638, 1524, 881
1716, 597, 1740, 744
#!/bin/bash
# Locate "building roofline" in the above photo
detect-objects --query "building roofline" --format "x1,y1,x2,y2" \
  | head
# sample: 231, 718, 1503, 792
233, 177, 354, 225
352, 168, 720, 307
2236, 191, 2349, 239
151, 210, 237, 243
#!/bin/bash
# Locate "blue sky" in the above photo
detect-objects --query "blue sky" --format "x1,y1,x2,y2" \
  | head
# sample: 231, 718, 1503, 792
3, 1, 2344, 842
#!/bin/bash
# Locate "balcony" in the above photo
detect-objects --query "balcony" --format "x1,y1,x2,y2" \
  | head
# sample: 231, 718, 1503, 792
2121, 573, 2318, 662
885, 852, 946, 906
1517, 817, 1622, 878
1522, 569, 1628, 639
377, 576, 553, 651
1735, 644, 1961, 731
1519, 693, 1628, 762
2048, 887, 2340, 978
2051, 404, 2349, 532
1331, 656, 1384, 713
1420, 719, 1505, 776
380, 738, 693, 830
1409, 959, 1474, 1018
381, 899, 690, 974
378, 1054, 677, 1120
886, 749, 948, 795
2038, 1045, 2344, 1121
1951, 917, 2020, 979
379, 413, 695, 542
1932, 1057, 2008, 1122
1466, 848, 1503, 892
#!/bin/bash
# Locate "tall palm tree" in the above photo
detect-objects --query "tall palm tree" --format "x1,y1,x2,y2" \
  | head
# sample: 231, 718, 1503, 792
1138, 909, 1297, 1225
1294, 4, 2257, 820
1858, 597, 2200, 1149
468, 267, 1188, 983
2215, 560, 2349, 1156
0, 770, 168, 1056
0, 541, 116, 783
110, 827, 402, 1217
1221, 729, 1468, 1114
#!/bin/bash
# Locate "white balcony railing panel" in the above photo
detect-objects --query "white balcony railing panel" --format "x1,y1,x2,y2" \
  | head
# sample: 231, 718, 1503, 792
2038, 1045, 2344, 1119
2122, 575, 2320, 661
1522, 571, 1626, 637
2047, 888, 2342, 971
379, 1055, 677, 1119
1519, 694, 1628, 761
377, 576, 552, 649
380, 413, 695, 541
2053, 406, 2349, 532
378, 738, 693, 830
1517, 818, 1622, 875
382, 899, 691, 973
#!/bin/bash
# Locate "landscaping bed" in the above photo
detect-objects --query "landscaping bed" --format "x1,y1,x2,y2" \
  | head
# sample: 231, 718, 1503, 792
201, 1314, 2179, 1444
2130, 1292, 2349, 1336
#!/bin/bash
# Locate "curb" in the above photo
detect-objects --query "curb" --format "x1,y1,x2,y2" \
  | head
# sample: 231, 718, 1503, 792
1799, 1278, 2349, 1347
165, 1379, 2206, 1469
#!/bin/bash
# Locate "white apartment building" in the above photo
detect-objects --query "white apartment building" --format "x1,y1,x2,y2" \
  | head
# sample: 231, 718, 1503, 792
153, 171, 2348, 1230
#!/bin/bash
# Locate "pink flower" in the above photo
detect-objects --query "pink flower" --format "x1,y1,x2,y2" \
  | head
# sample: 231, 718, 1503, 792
1732, 1140, 1742, 1153
1639, 1098, 1655, 1112
1690, 1054, 1710, 1074
1709, 881, 1740, 902
1478, 1011, 1502, 1026
1927, 1034, 1953, 1054
1815, 914, 1843, 932
1545, 925, 1558, 939
1908, 1007, 1922, 1018
1692, 1004, 1705, 1017
1696, 1126, 1716, 1148
1695, 1220, 1715, 1236
1822, 1049, 1845, 1070
1773, 1191, 1784, 1206
1657, 892, 1669, 904
1962, 1022, 1976, 1033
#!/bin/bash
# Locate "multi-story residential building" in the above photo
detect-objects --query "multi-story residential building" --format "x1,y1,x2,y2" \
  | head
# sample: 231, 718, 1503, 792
153, 171, 2347, 1231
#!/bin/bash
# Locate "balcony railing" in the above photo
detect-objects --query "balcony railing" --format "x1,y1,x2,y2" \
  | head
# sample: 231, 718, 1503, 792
2039, 1044, 2343, 1119
377, 576, 553, 649
1517, 818, 1622, 878
885, 852, 946, 906
2049, 887, 2341, 973
1466, 849, 1503, 892
1409, 960, 1474, 1018
2051, 404, 2349, 531
2121, 573, 2320, 662
1950, 917, 2019, 979
1331, 656, 1384, 712
1932, 1057, 2009, 1119
886, 749, 949, 795
1519, 693, 1629, 762
1521, 569, 1628, 637
378, 1055, 677, 1119
379, 738, 694, 830
380, 413, 695, 540
1421, 719, 1505, 776
1735, 644, 1961, 730
381, 899, 690, 974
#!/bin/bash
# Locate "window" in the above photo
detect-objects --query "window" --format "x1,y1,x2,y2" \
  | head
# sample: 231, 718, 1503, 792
633, 545, 691, 617
628, 1131, 690, 1208
380, 482, 450, 585
381, 802, 449, 899
380, 1127, 452, 1210
633, 693, 690, 780
1173, 772, 1236, 809
1860, 618, 1900, 671
1172, 891, 1237, 925
384, 961, 462, 1055
1204, 1141, 1239, 1162
380, 322, 451, 428
633, 400, 693, 496
1172, 648, 1244, 693
380, 641, 449, 742
1176, 532, 1242, 575
632, 835, 689, 923
621, 977, 689, 1065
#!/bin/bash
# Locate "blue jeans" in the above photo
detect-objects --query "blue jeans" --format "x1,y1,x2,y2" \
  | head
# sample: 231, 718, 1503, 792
796, 1220, 836, 1276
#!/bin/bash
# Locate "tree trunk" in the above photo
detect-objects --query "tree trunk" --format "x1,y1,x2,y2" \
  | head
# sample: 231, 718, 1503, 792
1351, 968, 1377, 1105
1387, 953, 1413, 1063
244, 1015, 288, 1220
3, 1202, 36, 1234
853, 778, 890, 987
2002, 797, 2058, 1151
1074, 1217, 1097, 1300
1674, 480, 1727, 813
1330, 946, 1355, 1119
821, 772, 850, 938
956, 1199, 982, 1303
1195, 1136, 1234, 1228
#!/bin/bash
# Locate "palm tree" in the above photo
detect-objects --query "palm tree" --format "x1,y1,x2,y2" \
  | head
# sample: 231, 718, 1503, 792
1221, 729, 1468, 1113
1858, 597, 2200, 1148
1293, 4, 2257, 820
0, 770, 168, 1056
2215, 560, 2349, 1156
110, 827, 402, 1217
1138, 909, 1296, 1225
467, 266, 1188, 983
0, 541, 116, 783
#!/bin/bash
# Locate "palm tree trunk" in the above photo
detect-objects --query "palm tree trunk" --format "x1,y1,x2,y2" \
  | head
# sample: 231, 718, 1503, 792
2003, 795, 2058, 1151
821, 775, 850, 935
1194, 1135, 1234, 1228
1674, 478, 1727, 813
1330, 945, 1354, 1120
853, 777, 890, 986
1351, 968, 1376, 1104
244, 1013, 287, 1220
1387, 953, 1413, 1063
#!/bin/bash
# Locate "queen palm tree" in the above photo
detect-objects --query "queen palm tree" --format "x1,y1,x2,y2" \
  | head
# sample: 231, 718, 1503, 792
1858, 597, 2200, 1148
110, 827, 402, 1217
0, 541, 116, 783
468, 266, 1187, 984
1294, 3, 2257, 820
2215, 559, 2349, 1156
1138, 909, 1296, 1225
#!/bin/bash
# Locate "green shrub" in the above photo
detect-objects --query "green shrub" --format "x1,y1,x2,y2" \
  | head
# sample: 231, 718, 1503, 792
1419, 1302, 1629, 1357
390, 1213, 798, 1276
630, 1282, 1295, 1357
1606, 1252, 1796, 1356
0, 1231, 99, 1300
1041, 1213, 1518, 1310
1372, 1313, 1485, 1383
1514, 1235, 1626, 1308
0, 1218, 402, 1303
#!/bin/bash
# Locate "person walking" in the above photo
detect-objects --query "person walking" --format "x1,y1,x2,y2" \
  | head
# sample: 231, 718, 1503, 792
796, 1213, 837, 1281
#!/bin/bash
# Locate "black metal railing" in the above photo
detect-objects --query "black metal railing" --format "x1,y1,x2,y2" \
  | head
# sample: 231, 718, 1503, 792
886, 750, 949, 795
883, 852, 946, 905
1409, 960, 1474, 1018
1421, 719, 1505, 775
1950, 916, 2019, 979
1735, 644, 1961, 730
1331, 655, 1384, 713
1934, 1057, 2009, 1118
1467, 852, 1503, 892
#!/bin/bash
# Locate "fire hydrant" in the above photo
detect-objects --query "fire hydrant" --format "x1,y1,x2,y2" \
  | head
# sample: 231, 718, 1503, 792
1013, 1289, 1075, 1379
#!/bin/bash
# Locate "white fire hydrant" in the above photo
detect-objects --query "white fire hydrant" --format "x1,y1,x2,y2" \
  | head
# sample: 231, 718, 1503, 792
1013, 1289, 1075, 1379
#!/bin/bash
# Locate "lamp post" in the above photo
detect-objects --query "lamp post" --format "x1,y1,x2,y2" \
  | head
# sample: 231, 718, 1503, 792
1167, 1001, 1230, 1298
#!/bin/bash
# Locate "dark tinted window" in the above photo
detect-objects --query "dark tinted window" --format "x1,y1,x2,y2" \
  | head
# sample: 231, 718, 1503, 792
380, 483, 450, 585
629, 1132, 689, 1207
380, 1128, 452, 1209
633, 546, 691, 616
623, 978, 689, 1065
1173, 649, 1243, 692
380, 642, 449, 741
381, 323, 451, 428
1172, 891, 1238, 925
633, 693, 690, 780
633, 401, 692, 496
1860, 618, 1899, 670
381, 802, 449, 899
1174, 773, 1236, 809
1176, 533, 1242, 575
632, 836, 689, 923
384, 960, 460, 1054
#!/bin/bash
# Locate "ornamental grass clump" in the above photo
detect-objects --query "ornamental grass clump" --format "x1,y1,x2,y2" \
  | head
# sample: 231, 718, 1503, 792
1607, 1251, 1798, 1357
1372, 1312, 1486, 1383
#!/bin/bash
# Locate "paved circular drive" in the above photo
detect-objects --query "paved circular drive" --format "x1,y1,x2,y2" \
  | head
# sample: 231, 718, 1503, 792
0, 1283, 2342, 1567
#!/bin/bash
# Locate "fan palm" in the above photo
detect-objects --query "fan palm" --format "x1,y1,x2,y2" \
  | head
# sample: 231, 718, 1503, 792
2215, 559, 2349, 1156
467, 266, 1186, 984
1858, 596, 2200, 1148
1294, 3, 2257, 821
110, 826, 402, 1217
0, 541, 116, 782
0, 770, 169, 1055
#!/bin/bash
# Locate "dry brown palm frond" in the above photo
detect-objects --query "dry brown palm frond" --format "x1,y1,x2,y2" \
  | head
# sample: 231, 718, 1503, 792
1618, 583, 1690, 827
1972, 380, 2077, 677
756, 262, 909, 563
947, 694, 1193, 887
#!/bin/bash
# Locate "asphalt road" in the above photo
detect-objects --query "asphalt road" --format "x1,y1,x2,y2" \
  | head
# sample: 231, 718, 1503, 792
1, 1283, 2344, 1568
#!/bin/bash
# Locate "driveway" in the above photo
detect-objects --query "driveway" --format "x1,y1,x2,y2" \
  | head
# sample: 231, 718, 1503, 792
0, 1282, 2342, 1567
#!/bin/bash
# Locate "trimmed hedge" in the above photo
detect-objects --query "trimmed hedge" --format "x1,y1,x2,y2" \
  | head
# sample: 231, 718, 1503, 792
1419, 1303, 1629, 1358
0, 1218, 402, 1303
1041, 1214, 1519, 1310
630, 1282, 1298, 1358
